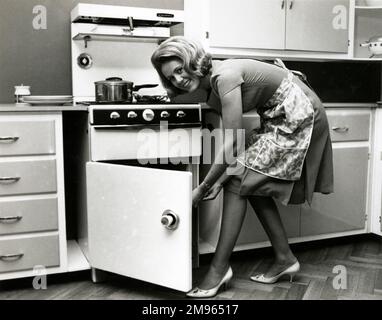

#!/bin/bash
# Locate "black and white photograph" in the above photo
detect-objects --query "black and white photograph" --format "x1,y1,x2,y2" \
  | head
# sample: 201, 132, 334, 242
0, 0, 382, 310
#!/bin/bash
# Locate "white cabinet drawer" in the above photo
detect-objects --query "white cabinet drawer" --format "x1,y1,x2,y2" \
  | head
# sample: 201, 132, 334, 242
0, 235, 59, 273
327, 111, 370, 142
0, 121, 55, 156
0, 160, 57, 196
0, 198, 58, 235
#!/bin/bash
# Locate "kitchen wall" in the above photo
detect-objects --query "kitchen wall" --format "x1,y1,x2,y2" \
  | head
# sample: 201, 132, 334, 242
0, 0, 183, 103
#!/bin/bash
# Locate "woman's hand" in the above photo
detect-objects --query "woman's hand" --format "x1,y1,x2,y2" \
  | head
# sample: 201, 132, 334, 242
192, 182, 224, 207
192, 185, 207, 208
202, 183, 223, 201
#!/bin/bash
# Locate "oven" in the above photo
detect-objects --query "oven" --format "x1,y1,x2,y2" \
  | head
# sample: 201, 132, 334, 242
84, 103, 201, 292
69, 2, 194, 292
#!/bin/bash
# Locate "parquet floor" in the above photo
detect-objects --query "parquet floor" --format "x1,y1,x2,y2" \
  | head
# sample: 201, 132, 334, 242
1, 234, 382, 300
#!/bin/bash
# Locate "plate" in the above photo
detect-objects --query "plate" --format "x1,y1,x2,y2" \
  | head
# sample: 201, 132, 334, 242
25, 100, 73, 106
23, 95, 73, 102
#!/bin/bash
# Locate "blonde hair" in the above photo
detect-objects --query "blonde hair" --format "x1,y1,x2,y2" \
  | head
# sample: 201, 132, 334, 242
151, 36, 212, 97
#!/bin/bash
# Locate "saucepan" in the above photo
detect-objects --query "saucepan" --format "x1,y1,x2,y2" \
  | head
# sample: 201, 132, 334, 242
95, 77, 158, 103
360, 35, 382, 58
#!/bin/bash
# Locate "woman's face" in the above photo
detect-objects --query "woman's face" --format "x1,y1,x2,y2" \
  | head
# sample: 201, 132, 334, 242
161, 58, 200, 93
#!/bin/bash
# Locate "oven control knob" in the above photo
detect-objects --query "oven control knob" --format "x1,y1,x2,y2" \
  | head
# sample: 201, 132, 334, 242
143, 109, 155, 122
110, 112, 120, 119
161, 210, 179, 231
176, 111, 186, 118
160, 111, 170, 119
127, 111, 137, 119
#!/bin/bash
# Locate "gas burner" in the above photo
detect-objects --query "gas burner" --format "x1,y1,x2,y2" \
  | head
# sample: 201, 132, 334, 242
134, 94, 169, 103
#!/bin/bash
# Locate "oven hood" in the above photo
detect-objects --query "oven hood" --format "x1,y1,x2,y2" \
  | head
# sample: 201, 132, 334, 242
71, 3, 184, 40
71, 3, 184, 25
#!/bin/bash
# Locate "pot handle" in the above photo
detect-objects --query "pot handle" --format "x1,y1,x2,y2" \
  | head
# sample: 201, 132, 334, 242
133, 84, 159, 91
106, 77, 123, 81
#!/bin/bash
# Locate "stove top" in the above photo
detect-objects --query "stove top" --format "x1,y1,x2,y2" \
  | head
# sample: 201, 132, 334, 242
76, 100, 197, 106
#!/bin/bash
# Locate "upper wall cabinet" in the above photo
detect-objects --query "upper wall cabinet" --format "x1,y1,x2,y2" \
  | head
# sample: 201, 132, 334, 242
208, 0, 286, 50
285, 0, 349, 52
185, 0, 382, 60
208, 0, 349, 53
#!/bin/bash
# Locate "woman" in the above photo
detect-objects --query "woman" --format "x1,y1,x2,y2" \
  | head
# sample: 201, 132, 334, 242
151, 36, 333, 298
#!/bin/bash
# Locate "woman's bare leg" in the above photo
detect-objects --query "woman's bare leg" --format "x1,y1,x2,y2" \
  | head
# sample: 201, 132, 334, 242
248, 196, 297, 277
198, 189, 247, 289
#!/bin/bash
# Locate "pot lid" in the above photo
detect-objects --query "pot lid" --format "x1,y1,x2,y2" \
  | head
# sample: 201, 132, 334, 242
95, 77, 133, 85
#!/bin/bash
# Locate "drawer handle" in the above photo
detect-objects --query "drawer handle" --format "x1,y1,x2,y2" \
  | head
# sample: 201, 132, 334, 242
0, 253, 24, 262
0, 216, 23, 223
0, 177, 21, 184
332, 126, 349, 133
0, 136, 19, 143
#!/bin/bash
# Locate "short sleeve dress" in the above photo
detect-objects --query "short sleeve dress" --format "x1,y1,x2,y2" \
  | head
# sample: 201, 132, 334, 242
207, 59, 333, 205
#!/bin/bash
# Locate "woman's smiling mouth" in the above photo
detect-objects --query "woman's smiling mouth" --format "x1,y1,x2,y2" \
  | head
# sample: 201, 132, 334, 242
182, 79, 190, 89
182, 79, 191, 89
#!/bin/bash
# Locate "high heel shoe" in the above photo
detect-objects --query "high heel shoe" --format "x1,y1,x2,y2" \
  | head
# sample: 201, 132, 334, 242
186, 266, 233, 298
250, 261, 300, 284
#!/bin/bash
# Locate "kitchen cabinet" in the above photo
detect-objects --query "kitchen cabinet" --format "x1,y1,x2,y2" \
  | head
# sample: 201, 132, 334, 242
185, 0, 382, 60
199, 106, 375, 254
369, 106, 382, 237
300, 146, 369, 236
300, 108, 371, 236
207, 0, 349, 53
353, 5, 382, 58
208, 0, 286, 50
285, 0, 349, 52
0, 112, 88, 281
0, 113, 62, 280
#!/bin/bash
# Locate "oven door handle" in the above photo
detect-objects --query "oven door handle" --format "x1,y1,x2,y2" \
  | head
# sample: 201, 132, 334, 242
92, 123, 202, 130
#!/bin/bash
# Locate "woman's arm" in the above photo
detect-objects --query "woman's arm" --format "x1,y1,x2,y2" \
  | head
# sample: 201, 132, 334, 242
193, 86, 244, 206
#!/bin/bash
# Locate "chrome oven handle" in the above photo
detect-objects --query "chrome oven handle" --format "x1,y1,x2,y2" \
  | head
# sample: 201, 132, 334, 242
93, 123, 202, 130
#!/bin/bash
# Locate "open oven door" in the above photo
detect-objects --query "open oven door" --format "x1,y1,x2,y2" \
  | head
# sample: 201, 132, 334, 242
86, 162, 193, 292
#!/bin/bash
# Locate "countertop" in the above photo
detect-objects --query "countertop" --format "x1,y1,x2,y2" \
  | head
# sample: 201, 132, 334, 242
323, 102, 378, 108
201, 102, 378, 111
0, 102, 378, 113
0, 104, 88, 112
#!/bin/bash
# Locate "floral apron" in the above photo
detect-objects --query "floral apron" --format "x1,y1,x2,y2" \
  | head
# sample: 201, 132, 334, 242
236, 71, 314, 181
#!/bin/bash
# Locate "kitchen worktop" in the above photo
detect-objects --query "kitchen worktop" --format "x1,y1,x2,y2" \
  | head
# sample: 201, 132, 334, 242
0, 102, 377, 113
0, 104, 88, 112
323, 103, 377, 108
201, 102, 378, 111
